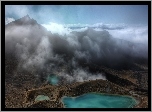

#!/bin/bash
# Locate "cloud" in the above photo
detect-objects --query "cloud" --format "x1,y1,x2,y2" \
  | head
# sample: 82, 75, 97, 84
107, 25, 148, 44
41, 22, 127, 35
5, 17, 15, 24
5, 19, 148, 85
64, 23, 89, 28
41, 22, 71, 35
63, 22, 127, 30
63, 68, 106, 83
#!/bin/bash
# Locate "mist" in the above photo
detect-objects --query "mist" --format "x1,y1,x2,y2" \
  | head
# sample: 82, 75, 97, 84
5, 18, 148, 85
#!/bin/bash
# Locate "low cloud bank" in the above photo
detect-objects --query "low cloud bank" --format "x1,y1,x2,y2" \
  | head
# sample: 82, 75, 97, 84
5, 17, 15, 24
5, 19, 148, 84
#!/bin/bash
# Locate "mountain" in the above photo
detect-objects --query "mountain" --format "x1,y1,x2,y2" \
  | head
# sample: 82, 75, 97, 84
6, 15, 36, 26
5, 15, 148, 108
5, 15, 148, 70
5, 15, 48, 58
5, 15, 47, 34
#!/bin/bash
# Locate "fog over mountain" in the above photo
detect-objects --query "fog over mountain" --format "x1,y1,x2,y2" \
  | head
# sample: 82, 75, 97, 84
5, 15, 148, 84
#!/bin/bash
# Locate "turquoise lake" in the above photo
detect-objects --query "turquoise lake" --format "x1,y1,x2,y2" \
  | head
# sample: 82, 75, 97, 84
47, 74, 59, 85
61, 93, 138, 108
35, 95, 50, 101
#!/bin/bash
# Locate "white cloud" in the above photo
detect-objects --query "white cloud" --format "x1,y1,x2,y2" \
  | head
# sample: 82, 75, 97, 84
64, 22, 126, 30
5, 17, 15, 24
41, 22, 148, 46
73, 68, 106, 82
41, 22, 91, 36
42, 22, 71, 35
71, 27, 88, 32
107, 25, 148, 44
64, 23, 89, 28
92, 22, 103, 27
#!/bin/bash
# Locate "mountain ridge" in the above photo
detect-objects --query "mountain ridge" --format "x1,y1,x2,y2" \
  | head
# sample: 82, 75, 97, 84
5, 15, 148, 70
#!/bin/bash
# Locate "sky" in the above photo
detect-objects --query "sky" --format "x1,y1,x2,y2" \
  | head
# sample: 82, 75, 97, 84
5, 5, 148, 25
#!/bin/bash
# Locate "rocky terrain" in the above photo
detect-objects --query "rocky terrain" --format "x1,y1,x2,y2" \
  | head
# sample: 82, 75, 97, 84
23, 63, 148, 108
5, 57, 148, 108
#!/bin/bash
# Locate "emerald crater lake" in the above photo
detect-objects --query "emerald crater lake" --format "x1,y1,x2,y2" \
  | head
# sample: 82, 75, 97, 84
35, 95, 50, 101
47, 74, 59, 85
61, 93, 138, 108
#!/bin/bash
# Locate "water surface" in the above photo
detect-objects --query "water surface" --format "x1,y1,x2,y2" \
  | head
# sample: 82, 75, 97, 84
62, 93, 138, 108
47, 74, 59, 85
35, 95, 50, 101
